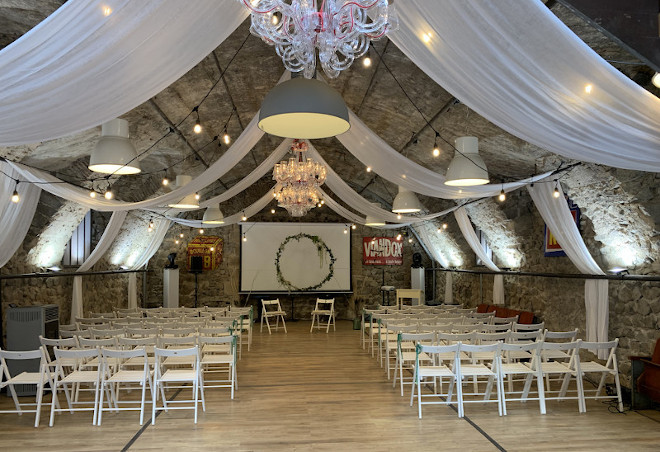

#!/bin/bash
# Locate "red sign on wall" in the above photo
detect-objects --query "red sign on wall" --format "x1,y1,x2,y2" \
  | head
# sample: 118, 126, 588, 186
363, 237, 403, 265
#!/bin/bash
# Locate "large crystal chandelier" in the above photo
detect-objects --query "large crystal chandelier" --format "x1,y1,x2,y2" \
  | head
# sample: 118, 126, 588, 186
238, 0, 398, 79
273, 140, 327, 217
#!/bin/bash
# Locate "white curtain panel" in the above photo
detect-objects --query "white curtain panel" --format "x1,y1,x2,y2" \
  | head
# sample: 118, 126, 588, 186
528, 182, 608, 357
0, 0, 247, 145
337, 110, 553, 199
445, 272, 454, 305
70, 211, 128, 322
392, 1, 660, 172
0, 162, 42, 267
414, 225, 449, 268
129, 219, 171, 270
128, 272, 138, 310
6, 112, 264, 211
454, 207, 504, 305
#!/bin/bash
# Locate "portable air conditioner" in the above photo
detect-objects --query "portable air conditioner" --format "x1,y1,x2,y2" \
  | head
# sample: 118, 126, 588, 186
6, 305, 59, 396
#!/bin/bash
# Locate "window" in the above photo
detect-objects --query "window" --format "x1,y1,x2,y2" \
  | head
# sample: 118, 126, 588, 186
62, 211, 91, 266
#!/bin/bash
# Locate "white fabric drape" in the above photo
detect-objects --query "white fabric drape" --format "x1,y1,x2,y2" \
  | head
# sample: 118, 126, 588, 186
415, 226, 449, 268
0, 163, 41, 267
337, 111, 553, 199
0, 0, 247, 145
70, 211, 127, 323
128, 272, 138, 309
129, 219, 171, 269
445, 272, 454, 305
168, 191, 275, 228
392, 1, 660, 172
455, 207, 504, 305
7, 113, 264, 212
528, 182, 608, 358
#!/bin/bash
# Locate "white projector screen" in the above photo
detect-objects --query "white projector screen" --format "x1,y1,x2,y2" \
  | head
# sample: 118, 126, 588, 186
240, 223, 351, 293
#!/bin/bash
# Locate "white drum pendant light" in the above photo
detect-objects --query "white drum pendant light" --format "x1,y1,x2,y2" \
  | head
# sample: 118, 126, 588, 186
89, 118, 141, 174
202, 204, 225, 224
444, 136, 489, 186
258, 77, 350, 139
168, 175, 199, 210
365, 203, 386, 226
392, 185, 422, 213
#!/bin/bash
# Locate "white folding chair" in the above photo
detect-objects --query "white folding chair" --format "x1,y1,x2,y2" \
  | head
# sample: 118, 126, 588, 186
310, 298, 336, 333
394, 332, 435, 396
457, 342, 503, 417
499, 341, 546, 415
98, 347, 152, 425
231, 306, 253, 353
0, 348, 54, 427
534, 340, 584, 412
411, 343, 461, 419
198, 335, 237, 399
575, 339, 623, 412
49, 347, 103, 426
152, 346, 205, 424
261, 299, 287, 334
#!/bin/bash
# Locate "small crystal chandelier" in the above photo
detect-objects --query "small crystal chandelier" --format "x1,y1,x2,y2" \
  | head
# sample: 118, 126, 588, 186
238, 0, 398, 79
273, 140, 327, 217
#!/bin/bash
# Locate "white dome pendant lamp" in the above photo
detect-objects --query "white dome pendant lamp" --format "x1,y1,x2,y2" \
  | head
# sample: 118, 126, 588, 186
202, 204, 225, 224
168, 175, 200, 210
392, 186, 422, 214
444, 136, 489, 186
258, 77, 350, 139
88, 118, 141, 174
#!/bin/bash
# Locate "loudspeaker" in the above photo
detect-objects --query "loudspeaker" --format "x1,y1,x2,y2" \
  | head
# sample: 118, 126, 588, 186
190, 256, 203, 273
412, 252, 423, 268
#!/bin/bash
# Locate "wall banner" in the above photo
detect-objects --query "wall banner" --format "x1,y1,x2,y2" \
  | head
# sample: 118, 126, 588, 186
544, 197, 580, 257
363, 237, 403, 265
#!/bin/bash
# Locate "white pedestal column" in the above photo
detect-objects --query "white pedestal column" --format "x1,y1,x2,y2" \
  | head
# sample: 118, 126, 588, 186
163, 268, 179, 308
410, 268, 425, 305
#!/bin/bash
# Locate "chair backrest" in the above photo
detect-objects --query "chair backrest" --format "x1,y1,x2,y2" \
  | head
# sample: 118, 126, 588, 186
513, 321, 545, 332
398, 332, 435, 349
474, 331, 510, 344
101, 347, 148, 366
500, 341, 542, 363
493, 316, 518, 324
126, 327, 160, 337
161, 326, 197, 337
78, 337, 118, 348
198, 326, 232, 336
262, 299, 282, 313
0, 348, 47, 368
459, 341, 502, 363
437, 331, 475, 344
198, 334, 236, 349
480, 323, 512, 333
417, 343, 461, 367
157, 336, 198, 348
118, 336, 157, 350
542, 328, 579, 342
508, 330, 542, 343
315, 298, 335, 311
40, 335, 78, 349
89, 327, 124, 339
578, 338, 619, 364
53, 346, 100, 371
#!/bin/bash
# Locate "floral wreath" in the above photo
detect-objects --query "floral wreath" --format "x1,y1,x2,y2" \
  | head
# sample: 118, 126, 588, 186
275, 233, 336, 291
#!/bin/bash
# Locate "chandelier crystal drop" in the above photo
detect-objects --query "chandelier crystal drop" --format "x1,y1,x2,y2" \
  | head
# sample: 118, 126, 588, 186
273, 139, 327, 217
239, 0, 398, 79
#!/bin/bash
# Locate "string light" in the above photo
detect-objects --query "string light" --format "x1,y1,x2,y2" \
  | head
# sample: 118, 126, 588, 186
11, 182, 19, 203
175, 239, 180, 245
199, 229, 204, 234
366, 166, 372, 172
498, 188, 506, 202
210, 247, 215, 252
442, 223, 448, 230
242, 234, 247, 242
194, 193, 200, 201
223, 127, 231, 145
179, 233, 184, 238
317, 202, 322, 208
351, 224, 356, 230
241, 213, 248, 221
432, 131, 440, 157
437, 227, 442, 233
193, 106, 202, 134
343, 228, 348, 234
422, 33, 432, 43
396, 234, 402, 241
408, 238, 413, 243
89, 190, 97, 198
149, 218, 155, 229
271, 208, 275, 214
162, 176, 169, 186
104, 190, 113, 200
584, 84, 593, 94
397, 214, 402, 220
363, 57, 372, 67
553, 181, 561, 198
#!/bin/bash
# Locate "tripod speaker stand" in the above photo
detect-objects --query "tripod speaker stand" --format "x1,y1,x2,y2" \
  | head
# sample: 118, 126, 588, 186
190, 256, 203, 308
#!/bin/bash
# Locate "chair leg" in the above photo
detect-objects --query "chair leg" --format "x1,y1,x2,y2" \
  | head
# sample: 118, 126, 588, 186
310, 313, 315, 333
97, 382, 106, 425
34, 380, 44, 427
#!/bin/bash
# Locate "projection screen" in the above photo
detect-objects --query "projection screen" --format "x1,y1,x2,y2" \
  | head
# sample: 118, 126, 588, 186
240, 222, 351, 293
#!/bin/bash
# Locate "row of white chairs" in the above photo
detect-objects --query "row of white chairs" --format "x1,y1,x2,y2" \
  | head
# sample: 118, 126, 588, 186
0, 333, 238, 427
407, 338, 623, 418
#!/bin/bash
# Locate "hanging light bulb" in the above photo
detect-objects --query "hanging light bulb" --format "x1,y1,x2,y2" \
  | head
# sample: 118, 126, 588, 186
148, 226, 153, 233
104, 190, 113, 200
351, 224, 356, 230
11, 184, 20, 203
199, 229, 204, 234
396, 234, 402, 241
149, 218, 154, 229
408, 238, 413, 243
242, 234, 247, 242
162, 176, 169, 186
317, 202, 322, 208
432, 131, 440, 157
89, 190, 97, 198
210, 247, 215, 252
241, 214, 248, 221
498, 189, 506, 202
363, 57, 372, 67
223, 127, 231, 145
271, 208, 276, 214
397, 214, 402, 220
193, 106, 202, 134
320, 200, 325, 205
442, 223, 448, 230
344, 228, 348, 234
175, 239, 180, 245
437, 227, 442, 233
366, 166, 372, 173
554, 187, 561, 198
194, 193, 200, 201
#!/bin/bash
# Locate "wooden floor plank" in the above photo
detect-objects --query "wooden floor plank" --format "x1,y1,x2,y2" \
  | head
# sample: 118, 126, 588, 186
0, 320, 658, 451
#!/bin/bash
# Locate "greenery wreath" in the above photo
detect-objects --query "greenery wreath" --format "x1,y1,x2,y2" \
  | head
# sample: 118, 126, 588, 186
275, 233, 336, 292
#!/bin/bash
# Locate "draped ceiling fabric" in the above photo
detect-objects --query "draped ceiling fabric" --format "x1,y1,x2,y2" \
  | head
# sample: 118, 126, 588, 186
0, 0, 248, 145
455, 207, 505, 305
528, 183, 609, 358
70, 211, 128, 323
0, 162, 41, 267
391, 1, 660, 172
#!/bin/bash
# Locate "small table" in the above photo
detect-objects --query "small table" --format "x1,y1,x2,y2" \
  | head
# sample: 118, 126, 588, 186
396, 289, 423, 309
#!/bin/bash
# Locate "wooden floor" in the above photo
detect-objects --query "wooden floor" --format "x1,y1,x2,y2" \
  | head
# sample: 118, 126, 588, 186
1, 321, 660, 451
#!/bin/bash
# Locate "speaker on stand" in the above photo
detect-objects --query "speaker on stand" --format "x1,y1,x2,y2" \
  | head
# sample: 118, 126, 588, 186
190, 256, 203, 308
